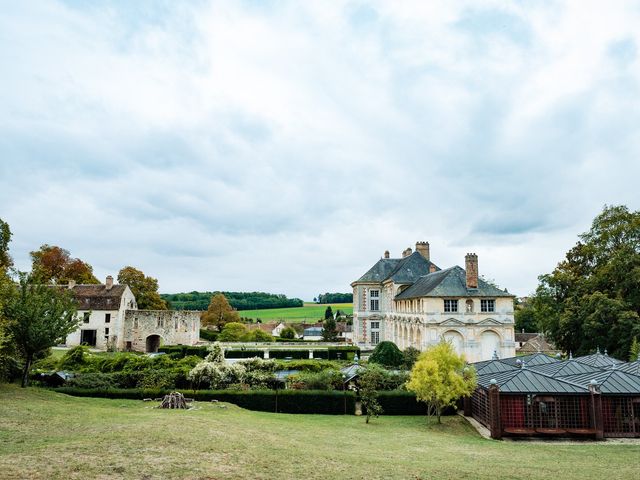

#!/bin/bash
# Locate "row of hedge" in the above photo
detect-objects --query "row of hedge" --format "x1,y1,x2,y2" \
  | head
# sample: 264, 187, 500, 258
52, 388, 356, 415
371, 391, 456, 416
161, 345, 360, 361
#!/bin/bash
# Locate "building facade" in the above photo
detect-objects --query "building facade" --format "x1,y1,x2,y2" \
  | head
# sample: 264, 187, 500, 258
65, 276, 200, 352
352, 242, 516, 362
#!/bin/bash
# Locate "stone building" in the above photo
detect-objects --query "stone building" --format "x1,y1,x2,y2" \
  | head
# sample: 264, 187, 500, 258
64, 276, 200, 352
351, 242, 516, 362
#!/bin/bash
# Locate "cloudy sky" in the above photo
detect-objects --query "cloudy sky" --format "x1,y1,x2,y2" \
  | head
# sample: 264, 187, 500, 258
1, 1, 639, 300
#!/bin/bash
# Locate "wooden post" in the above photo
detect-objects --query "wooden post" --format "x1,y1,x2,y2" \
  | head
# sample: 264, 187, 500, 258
463, 396, 472, 417
589, 385, 604, 440
488, 384, 502, 439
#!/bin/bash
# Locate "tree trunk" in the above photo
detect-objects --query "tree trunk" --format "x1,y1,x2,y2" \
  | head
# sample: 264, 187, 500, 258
21, 354, 32, 388
437, 407, 441, 424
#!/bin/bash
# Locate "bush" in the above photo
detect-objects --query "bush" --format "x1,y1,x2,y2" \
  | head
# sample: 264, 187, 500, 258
224, 350, 264, 359
327, 346, 360, 361
373, 391, 457, 416
200, 329, 218, 342
286, 369, 343, 390
53, 388, 356, 414
369, 341, 403, 367
279, 327, 296, 340
58, 345, 91, 371
269, 350, 309, 359
274, 359, 341, 373
67, 373, 117, 390
158, 345, 209, 358
245, 329, 273, 342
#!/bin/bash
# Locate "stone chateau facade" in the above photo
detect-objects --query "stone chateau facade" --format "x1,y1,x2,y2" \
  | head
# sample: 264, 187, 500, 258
352, 242, 516, 362
64, 276, 200, 352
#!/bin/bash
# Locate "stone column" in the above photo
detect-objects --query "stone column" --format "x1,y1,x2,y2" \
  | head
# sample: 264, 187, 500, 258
263, 350, 269, 359
589, 385, 604, 440
308, 350, 314, 359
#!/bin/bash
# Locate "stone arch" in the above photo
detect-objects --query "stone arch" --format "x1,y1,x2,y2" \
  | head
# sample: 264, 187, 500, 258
145, 334, 163, 353
416, 328, 423, 350
479, 329, 501, 360
442, 330, 464, 355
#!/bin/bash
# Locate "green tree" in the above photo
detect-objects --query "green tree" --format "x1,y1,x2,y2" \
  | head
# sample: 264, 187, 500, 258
527, 205, 640, 358
358, 364, 385, 423
201, 293, 240, 331
514, 298, 538, 333
402, 346, 421, 370
321, 318, 339, 341
218, 322, 248, 342
324, 306, 334, 320
117, 266, 168, 310
280, 326, 296, 339
246, 329, 273, 342
30, 244, 99, 285
629, 337, 639, 361
0, 218, 12, 272
406, 341, 477, 424
2, 274, 79, 387
369, 341, 404, 368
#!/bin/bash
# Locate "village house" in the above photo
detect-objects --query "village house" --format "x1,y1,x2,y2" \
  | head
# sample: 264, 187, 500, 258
64, 276, 201, 352
352, 242, 516, 362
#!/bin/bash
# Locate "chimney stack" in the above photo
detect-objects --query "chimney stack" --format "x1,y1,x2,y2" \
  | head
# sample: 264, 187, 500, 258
465, 253, 478, 289
429, 264, 437, 273
105, 275, 114, 290
402, 247, 413, 258
68, 279, 76, 289
384, 250, 390, 259
415, 241, 430, 260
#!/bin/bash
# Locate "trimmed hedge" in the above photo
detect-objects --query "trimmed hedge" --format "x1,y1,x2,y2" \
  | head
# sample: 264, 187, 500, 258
199, 329, 218, 342
51, 387, 355, 414
224, 350, 265, 359
369, 391, 457, 416
268, 350, 310, 359
158, 345, 209, 358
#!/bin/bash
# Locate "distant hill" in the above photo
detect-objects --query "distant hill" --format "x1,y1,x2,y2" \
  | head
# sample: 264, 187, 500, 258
160, 291, 304, 311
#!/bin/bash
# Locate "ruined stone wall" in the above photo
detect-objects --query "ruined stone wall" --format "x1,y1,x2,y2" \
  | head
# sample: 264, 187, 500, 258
123, 310, 202, 352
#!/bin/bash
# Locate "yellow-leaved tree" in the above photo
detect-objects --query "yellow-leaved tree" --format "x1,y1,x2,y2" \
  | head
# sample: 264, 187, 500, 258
201, 293, 240, 332
406, 340, 477, 424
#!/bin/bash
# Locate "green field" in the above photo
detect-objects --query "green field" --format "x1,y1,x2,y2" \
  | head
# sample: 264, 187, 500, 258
238, 302, 353, 322
1, 386, 639, 479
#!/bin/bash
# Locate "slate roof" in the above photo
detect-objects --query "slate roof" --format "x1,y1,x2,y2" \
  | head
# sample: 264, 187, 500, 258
395, 266, 513, 299
529, 360, 604, 378
573, 352, 625, 368
474, 360, 519, 375
563, 369, 640, 394
71, 284, 127, 311
354, 252, 438, 284
477, 368, 588, 394
499, 353, 559, 367
617, 360, 640, 376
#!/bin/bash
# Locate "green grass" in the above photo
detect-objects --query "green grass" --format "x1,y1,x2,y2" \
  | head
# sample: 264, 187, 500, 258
1, 385, 639, 479
239, 302, 353, 322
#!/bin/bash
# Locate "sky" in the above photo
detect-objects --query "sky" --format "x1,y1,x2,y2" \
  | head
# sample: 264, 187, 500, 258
1, 0, 639, 301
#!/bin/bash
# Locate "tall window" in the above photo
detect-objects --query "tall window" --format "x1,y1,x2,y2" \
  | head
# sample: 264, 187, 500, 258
370, 290, 380, 311
444, 299, 458, 313
105, 313, 111, 323
481, 299, 495, 312
83, 312, 90, 324
371, 331, 380, 344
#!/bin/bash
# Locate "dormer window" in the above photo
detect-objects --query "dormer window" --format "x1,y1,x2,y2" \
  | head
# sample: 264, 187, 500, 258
481, 299, 495, 312
444, 299, 458, 313
370, 290, 380, 311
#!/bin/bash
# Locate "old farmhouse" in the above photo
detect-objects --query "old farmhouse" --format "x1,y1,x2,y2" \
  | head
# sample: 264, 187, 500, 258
64, 276, 200, 352
352, 242, 516, 362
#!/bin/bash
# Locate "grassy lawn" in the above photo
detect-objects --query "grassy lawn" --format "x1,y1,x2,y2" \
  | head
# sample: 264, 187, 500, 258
1, 386, 639, 479
239, 302, 353, 322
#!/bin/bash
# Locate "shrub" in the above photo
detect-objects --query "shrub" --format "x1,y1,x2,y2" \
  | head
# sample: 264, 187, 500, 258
158, 345, 209, 358
279, 327, 296, 339
269, 350, 310, 360
373, 391, 457, 416
237, 357, 277, 373
67, 373, 117, 390
200, 329, 218, 342
58, 345, 91, 371
188, 361, 247, 389
218, 322, 248, 342
274, 359, 341, 372
402, 347, 421, 370
245, 329, 273, 342
224, 350, 264, 359
369, 341, 403, 367
286, 369, 343, 390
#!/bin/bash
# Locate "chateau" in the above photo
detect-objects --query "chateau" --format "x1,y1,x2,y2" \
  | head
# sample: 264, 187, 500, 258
351, 242, 516, 362
64, 276, 201, 352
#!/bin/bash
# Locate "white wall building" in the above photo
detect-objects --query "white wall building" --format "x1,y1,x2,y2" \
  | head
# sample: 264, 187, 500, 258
352, 242, 516, 362
64, 276, 200, 352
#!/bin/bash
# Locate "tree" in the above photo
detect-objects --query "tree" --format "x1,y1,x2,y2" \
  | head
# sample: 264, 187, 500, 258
200, 293, 240, 331
358, 364, 384, 423
30, 244, 99, 285
2, 274, 79, 387
629, 337, 639, 362
0, 218, 12, 272
402, 346, 421, 370
324, 306, 334, 320
526, 205, 640, 358
246, 329, 273, 342
280, 326, 296, 339
117, 266, 168, 310
369, 341, 404, 368
514, 300, 538, 333
321, 317, 338, 341
406, 341, 477, 424
218, 322, 248, 342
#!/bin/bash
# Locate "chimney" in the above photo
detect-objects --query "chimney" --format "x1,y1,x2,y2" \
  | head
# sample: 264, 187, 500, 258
384, 250, 390, 259
465, 253, 478, 289
415, 241, 430, 260
402, 247, 413, 258
429, 264, 437, 273
68, 279, 76, 289
105, 275, 114, 290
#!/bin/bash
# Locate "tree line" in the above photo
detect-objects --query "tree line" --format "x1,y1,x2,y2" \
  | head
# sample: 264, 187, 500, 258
315, 292, 352, 304
161, 291, 303, 311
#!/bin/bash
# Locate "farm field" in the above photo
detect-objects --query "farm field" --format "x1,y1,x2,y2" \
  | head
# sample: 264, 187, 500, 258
239, 302, 352, 322
1, 386, 639, 480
